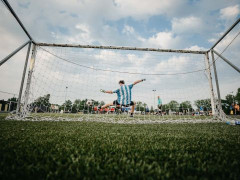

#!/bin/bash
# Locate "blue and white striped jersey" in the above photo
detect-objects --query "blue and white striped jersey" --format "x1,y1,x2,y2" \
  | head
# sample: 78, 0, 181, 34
113, 84, 134, 105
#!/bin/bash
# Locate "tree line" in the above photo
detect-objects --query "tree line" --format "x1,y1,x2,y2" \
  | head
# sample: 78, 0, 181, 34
4, 87, 239, 115
32, 94, 105, 113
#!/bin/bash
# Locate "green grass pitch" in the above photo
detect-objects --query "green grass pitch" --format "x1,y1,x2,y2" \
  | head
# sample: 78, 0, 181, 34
0, 113, 240, 179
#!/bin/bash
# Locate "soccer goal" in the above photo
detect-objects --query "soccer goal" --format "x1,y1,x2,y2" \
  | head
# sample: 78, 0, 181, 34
5, 42, 224, 123
5, 23, 240, 123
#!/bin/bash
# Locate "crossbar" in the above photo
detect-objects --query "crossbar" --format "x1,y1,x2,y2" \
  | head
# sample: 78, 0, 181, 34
213, 49, 240, 73
0, 40, 31, 66
36, 43, 207, 54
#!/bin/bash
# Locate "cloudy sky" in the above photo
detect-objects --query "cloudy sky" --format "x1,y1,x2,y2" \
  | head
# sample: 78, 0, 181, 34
0, 0, 239, 108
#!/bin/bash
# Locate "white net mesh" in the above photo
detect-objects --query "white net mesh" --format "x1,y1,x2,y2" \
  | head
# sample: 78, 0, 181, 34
8, 44, 227, 123
212, 24, 240, 123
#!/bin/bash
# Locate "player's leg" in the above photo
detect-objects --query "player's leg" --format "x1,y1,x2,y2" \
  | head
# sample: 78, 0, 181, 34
159, 105, 162, 115
99, 100, 118, 109
157, 105, 160, 115
130, 101, 136, 117
100, 102, 113, 109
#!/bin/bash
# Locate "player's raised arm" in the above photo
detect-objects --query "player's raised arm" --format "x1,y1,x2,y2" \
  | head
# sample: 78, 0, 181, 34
100, 89, 113, 94
133, 79, 146, 85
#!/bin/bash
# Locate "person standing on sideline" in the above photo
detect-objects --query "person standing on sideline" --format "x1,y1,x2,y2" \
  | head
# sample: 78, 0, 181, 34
236, 103, 240, 115
157, 96, 162, 115
234, 103, 238, 115
230, 104, 233, 115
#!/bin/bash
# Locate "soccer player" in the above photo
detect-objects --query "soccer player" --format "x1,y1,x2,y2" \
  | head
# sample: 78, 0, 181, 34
157, 96, 162, 115
100, 79, 146, 117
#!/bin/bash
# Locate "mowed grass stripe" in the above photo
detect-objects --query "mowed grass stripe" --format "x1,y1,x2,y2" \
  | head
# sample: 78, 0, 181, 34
0, 116, 240, 179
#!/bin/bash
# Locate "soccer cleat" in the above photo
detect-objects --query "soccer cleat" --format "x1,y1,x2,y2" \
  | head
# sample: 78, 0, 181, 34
129, 113, 134, 117
142, 79, 146, 81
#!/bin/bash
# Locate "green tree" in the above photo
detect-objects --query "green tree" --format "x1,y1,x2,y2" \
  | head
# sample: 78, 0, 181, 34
136, 101, 145, 112
8, 97, 18, 102
225, 94, 235, 105
234, 88, 240, 103
99, 101, 105, 106
221, 99, 230, 114
179, 101, 193, 112
71, 99, 102, 113
194, 99, 211, 111
222, 88, 240, 114
34, 94, 51, 108
222, 94, 235, 114
62, 100, 72, 112
7, 97, 18, 111
150, 106, 154, 113
72, 99, 82, 113
168, 100, 179, 111
162, 104, 169, 112
143, 103, 147, 108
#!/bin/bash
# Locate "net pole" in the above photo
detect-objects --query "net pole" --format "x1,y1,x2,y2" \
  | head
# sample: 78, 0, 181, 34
213, 50, 240, 73
1, 0, 34, 41
210, 18, 240, 50
17, 42, 32, 113
22, 44, 37, 115
211, 50, 222, 109
0, 40, 30, 67
205, 52, 216, 115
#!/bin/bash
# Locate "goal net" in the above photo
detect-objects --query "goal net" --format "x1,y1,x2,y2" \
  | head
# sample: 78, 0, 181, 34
9, 44, 225, 123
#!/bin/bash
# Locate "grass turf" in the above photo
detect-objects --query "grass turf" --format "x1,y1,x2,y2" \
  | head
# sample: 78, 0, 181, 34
0, 114, 240, 179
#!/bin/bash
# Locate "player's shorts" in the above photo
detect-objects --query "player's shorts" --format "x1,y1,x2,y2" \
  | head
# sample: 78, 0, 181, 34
113, 100, 135, 107
158, 105, 162, 109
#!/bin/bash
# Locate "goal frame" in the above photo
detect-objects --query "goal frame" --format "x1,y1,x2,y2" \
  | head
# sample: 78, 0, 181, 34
0, 0, 240, 118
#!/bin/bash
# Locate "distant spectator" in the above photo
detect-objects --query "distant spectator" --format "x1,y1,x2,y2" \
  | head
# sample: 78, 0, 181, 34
200, 106, 204, 115
230, 104, 234, 115
157, 96, 162, 115
234, 103, 238, 115
236, 103, 240, 115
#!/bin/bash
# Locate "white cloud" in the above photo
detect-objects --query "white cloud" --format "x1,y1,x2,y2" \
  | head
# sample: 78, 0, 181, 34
155, 56, 190, 72
142, 31, 182, 49
75, 24, 89, 33
185, 45, 207, 51
64, 24, 93, 44
172, 16, 205, 34
122, 25, 135, 35
113, 0, 184, 20
208, 38, 216, 43
220, 5, 239, 20
94, 49, 147, 69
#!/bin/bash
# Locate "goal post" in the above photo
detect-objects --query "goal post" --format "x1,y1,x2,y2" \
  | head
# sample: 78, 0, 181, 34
10, 43, 225, 123
204, 52, 216, 115
20, 44, 37, 117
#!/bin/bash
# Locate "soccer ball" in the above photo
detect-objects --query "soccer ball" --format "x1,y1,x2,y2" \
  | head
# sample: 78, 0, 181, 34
86, 99, 93, 106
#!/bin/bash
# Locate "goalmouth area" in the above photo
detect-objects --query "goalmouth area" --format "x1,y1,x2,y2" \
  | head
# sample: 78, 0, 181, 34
0, 0, 240, 179
0, 1, 239, 123
0, 0, 239, 123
